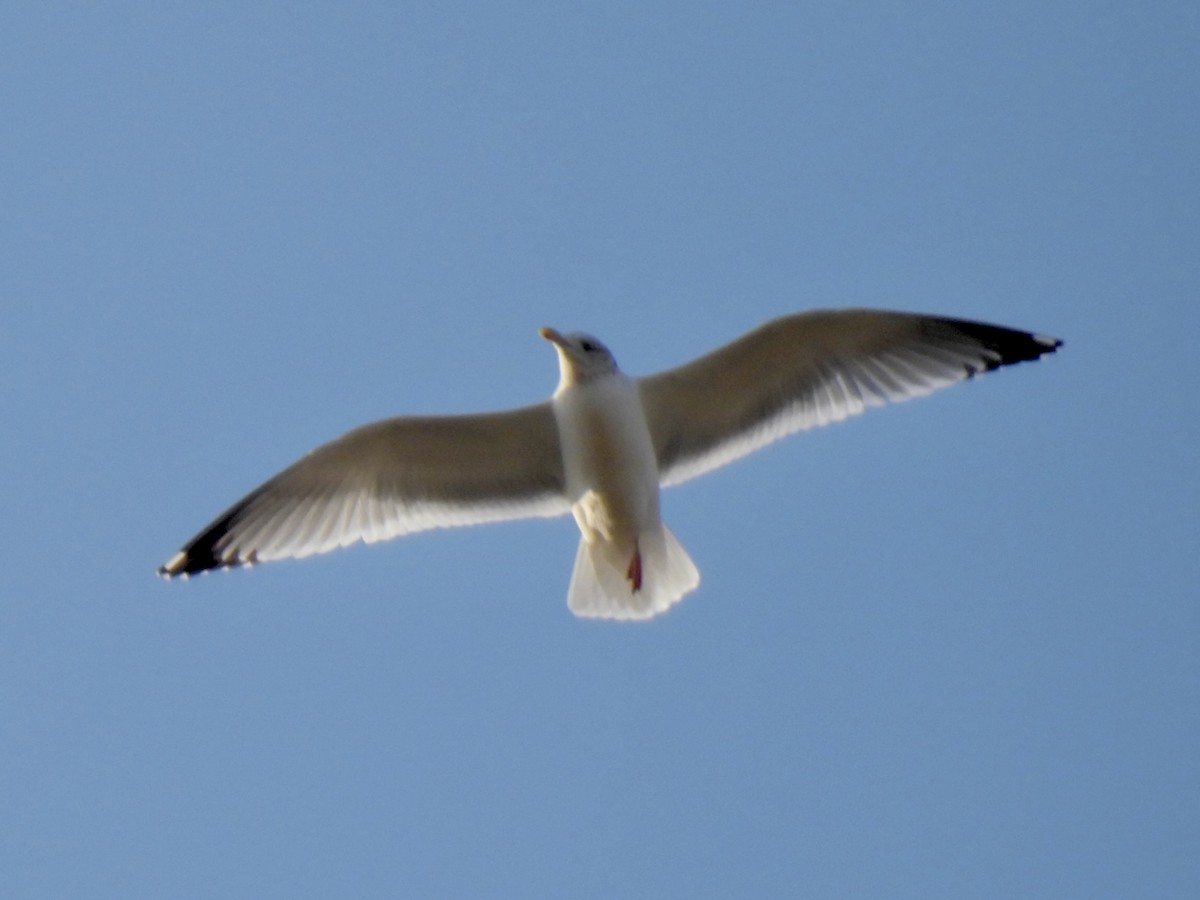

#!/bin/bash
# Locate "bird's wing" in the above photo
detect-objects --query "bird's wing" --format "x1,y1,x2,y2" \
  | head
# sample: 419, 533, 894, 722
159, 402, 568, 576
639, 308, 1061, 486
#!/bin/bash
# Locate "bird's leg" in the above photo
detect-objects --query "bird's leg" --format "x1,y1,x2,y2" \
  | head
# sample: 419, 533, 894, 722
625, 542, 643, 593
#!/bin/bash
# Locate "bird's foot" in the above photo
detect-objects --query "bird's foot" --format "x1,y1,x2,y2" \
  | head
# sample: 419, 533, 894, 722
626, 545, 643, 593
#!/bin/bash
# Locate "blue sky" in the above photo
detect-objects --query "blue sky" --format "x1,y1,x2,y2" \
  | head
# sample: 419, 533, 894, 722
3, 2, 1197, 897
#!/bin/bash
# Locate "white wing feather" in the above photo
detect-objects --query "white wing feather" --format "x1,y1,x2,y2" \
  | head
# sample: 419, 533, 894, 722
639, 309, 1061, 486
159, 403, 568, 576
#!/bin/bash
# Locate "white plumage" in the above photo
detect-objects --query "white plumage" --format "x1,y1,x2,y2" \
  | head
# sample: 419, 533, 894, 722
160, 308, 1061, 620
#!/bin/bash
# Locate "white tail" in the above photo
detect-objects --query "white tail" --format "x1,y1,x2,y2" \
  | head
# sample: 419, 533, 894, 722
566, 523, 700, 620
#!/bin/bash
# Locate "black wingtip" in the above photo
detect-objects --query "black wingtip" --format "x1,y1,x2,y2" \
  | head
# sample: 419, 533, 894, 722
924, 316, 1063, 375
157, 508, 253, 579
157, 547, 222, 579
157, 474, 279, 584
158, 545, 258, 580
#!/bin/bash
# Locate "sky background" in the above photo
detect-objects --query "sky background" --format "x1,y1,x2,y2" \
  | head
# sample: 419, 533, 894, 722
2, 2, 1197, 897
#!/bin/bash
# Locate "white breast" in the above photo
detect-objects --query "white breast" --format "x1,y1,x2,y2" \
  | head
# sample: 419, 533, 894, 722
550, 372, 661, 541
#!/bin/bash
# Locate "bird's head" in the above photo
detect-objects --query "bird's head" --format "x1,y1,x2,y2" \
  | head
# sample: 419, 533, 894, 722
540, 327, 619, 389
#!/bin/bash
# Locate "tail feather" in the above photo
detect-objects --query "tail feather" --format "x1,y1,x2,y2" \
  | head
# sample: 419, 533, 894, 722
566, 523, 700, 620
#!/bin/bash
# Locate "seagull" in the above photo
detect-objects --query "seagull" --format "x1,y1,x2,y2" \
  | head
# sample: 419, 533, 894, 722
159, 309, 1061, 620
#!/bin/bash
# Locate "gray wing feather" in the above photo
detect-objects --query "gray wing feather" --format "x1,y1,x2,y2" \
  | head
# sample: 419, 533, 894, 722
639, 309, 1061, 486
159, 402, 567, 576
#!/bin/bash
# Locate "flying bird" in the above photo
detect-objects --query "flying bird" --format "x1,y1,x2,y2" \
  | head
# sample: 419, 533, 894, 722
159, 309, 1061, 620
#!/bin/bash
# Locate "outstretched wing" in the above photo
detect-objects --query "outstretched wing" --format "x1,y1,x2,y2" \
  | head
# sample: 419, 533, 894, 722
159, 403, 568, 577
639, 308, 1061, 486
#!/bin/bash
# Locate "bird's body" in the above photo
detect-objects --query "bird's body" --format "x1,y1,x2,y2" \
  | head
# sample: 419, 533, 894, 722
160, 308, 1061, 620
544, 329, 699, 618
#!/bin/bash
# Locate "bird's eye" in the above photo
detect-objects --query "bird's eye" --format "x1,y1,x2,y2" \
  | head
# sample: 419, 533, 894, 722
580, 340, 597, 353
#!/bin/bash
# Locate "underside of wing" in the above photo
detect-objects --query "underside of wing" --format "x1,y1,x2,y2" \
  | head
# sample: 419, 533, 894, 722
639, 308, 1062, 486
159, 402, 568, 577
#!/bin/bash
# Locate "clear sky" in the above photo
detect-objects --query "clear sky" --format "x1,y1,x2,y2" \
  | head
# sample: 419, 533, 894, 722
3, 3, 1197, 897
